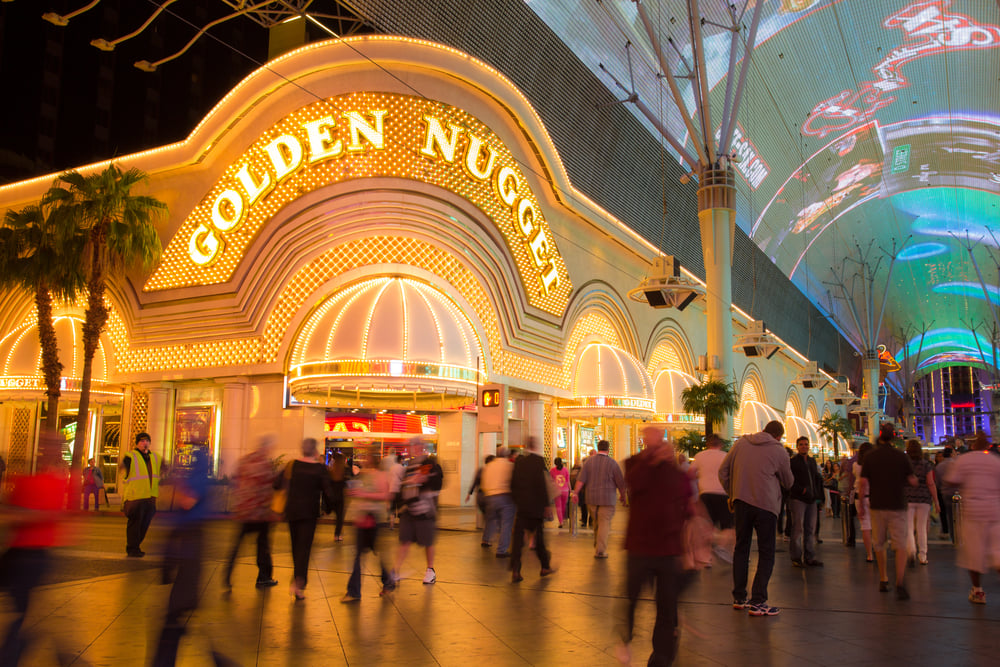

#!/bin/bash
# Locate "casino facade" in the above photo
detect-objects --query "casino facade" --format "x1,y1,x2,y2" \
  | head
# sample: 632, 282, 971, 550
0, 37, 847, 502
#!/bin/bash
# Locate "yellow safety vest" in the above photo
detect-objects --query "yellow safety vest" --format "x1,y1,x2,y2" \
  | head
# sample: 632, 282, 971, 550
123, 449, 162, 501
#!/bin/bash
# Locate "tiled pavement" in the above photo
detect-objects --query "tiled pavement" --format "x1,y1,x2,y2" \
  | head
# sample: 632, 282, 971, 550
3, 507, 998, 666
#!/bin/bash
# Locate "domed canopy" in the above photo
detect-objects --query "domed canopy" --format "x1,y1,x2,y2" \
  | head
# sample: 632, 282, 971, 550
0, 315, 121, 402
288, 277, 484, 409
739, 400, 783, 437
785, 416, 821, 449
653, 368, 698, 415
562, 342, 654, 418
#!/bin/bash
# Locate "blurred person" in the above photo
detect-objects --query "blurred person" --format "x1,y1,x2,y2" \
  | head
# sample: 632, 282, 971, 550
572, 440, 626, 558
510, 437, 556, 583
480, 446, 515, 557
904, 440, 938, 566
465, 454, 494, 541
392, 439, 444, 585
719, 420, 793, 616
853, 443, 875, 561
341, 452, 395, 602
120, 431, 163, 557
859, 423, 917, 600
935, 447, 956, 538
617, 427, 692, 666
690, 434, 734, 560
328, 452, 348, 542
223, 434, 278, 590
82, 456, 104, 511
153, 446, 210, 667
827, 462, 842, 518
283, 437, 335, 600
0, 430, 70, 665
387, 453, 405, 529
945, 431, 1000, 604
569, 458, 587, 527
550, 456, 570, 528
788, 436, 824, 567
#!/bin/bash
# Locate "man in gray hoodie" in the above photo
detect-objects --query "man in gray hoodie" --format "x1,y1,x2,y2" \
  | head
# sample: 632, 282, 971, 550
719, 420, 794, 616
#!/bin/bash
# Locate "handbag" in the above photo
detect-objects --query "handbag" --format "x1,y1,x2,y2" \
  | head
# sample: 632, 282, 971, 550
270, 463, 293, 514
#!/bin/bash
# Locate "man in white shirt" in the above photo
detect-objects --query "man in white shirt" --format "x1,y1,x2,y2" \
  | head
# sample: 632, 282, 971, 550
691, 435, 732, 531
480, 447, 516, 558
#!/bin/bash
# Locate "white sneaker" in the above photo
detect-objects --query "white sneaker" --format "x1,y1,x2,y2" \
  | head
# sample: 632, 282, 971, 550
422, 568, 436, 585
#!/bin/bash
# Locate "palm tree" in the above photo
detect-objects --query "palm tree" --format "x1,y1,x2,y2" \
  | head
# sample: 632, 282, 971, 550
46, 163, 166, 499
681, 377, 739, 438
818, 413, 854, 460
0, 204, 85, 431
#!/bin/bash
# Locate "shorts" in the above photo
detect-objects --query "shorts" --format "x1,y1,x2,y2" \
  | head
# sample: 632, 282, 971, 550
957, 519, 1000, 573
870, 509, 906, 551
856, 497, 871, 531
399, 512, 436, 547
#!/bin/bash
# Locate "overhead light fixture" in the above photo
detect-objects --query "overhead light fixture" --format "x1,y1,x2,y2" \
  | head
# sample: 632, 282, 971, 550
627, 256, 705, 311
827, 377, 859, 405
792, 361, 829, 390
733, 321, 782, 359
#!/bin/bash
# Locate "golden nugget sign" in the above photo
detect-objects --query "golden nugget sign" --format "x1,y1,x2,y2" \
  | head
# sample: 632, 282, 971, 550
147, 92, 571, 314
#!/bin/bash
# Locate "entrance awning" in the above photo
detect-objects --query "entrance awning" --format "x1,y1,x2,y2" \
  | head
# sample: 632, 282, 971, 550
653, 368, 698, 415
785, 416, 821, 449
560, 342, 654, 419
739, 400, 784, 437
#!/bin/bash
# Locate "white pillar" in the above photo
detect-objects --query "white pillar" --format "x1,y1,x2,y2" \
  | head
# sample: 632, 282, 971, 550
863, 351, 881, 440
145, 385, 173, 461
220, 380, 247, 478
698, 167, 736, 442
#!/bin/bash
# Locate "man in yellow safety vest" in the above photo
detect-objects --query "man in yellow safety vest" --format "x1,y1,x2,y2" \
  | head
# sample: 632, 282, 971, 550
120, 432, 163, 557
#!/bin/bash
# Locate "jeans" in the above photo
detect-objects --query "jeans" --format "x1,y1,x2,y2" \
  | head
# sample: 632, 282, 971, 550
589, 505, 616, 555
622, 554, 683, 666
732, 500, 777, 605
484, 494, 516, 554
788, 499, 817, 562
347, 518, 392, 597
83, 485, 101, 510
224, 521, 273, 586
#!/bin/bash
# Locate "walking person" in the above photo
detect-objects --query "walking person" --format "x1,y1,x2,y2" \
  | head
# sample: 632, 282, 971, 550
904, 439, 938, 566
935, 447, 957, 538
392, 440, 444, 585
853, 443, 875, 561
223, 434, 278, 590
283, 437, 335, 600
341, 452, 395, 602
480, 447, 515, 557
328, 452, 348, 542
465, 454, 494, 541
572, 440, 626, 558
120, 432, 163, 558
550, 457, 570, 528
944, 431, 1000, 604
858, 423, 917, 600
510, 437, 556, 583
788, 436, 824, 567
690, 434, 734, 560
82, 457, 104, 511
719, 420, 793, 616
617, 426, 692, 666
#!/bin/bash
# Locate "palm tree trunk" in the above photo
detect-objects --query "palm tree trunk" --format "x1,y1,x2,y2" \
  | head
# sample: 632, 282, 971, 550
70, 225, 109, 509
35, 283, 63, 432
705, 420, 714, 438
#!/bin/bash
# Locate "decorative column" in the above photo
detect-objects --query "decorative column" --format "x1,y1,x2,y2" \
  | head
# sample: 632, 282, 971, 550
145, 384, 173, 462
220, 380, 248, 478
698, 166, 736, 441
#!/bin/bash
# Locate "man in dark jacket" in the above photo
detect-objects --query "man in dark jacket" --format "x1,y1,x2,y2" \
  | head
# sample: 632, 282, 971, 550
510, 437, 555, 583
618, 426, 692, 666
788, 436, 824, 567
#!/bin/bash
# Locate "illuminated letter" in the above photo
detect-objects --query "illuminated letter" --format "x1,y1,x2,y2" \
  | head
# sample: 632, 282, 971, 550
211, 189, 245, 232
420, 115, 464, 162
540, 263, 560, 295
464, 133, 496, 180
496, 166, 520, 207
236, 163, 272, 205
265, 135, 304, 181
304, 116, 344, 163
516, 198, 537, 237
346, 110, 386, 151
527, 229, 549, 268
188, 224, 222, 265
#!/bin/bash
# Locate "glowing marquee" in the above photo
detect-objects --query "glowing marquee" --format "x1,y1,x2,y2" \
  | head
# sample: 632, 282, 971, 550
147, 92, 571, 315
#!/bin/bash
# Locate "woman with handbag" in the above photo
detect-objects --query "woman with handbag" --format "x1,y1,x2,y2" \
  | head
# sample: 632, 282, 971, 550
279, 437, 334, 600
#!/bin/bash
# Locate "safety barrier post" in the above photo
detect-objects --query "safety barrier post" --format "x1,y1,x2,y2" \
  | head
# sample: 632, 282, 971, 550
841, 495, 851, 545
569, 496, 578, 537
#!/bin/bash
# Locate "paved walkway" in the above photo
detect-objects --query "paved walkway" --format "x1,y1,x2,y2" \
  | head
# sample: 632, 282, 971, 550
3, 507, 998, 666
